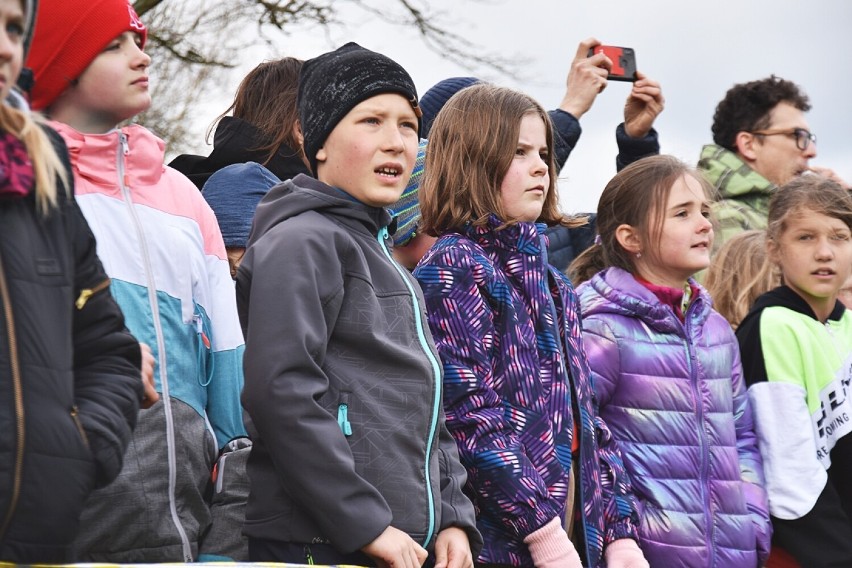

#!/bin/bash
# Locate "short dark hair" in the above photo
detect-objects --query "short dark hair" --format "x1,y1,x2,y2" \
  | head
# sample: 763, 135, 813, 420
711, 75, 811, 151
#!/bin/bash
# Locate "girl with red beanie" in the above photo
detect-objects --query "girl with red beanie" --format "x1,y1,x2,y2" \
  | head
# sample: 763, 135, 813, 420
0, 0, 143, 562
25, 0, 249, 561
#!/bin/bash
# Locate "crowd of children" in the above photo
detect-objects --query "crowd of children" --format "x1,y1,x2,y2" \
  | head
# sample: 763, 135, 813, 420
1, 0, 851, 566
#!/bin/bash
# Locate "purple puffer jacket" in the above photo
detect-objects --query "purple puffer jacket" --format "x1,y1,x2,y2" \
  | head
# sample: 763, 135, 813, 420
577, 267, 771, 567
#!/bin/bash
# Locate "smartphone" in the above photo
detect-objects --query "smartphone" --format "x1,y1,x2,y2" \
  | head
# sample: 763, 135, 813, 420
587, 45, 637, 82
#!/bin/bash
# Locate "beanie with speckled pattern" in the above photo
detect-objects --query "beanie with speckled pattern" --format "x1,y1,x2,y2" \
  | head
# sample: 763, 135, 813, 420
297, 42, 421, 176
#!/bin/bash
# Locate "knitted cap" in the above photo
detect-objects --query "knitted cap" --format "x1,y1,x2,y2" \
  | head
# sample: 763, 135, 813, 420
389, 138, 428, 246
419, 77, 480, 138
298, 42, 421, 175
25, 0, 148, 110
202, 162, 280, 248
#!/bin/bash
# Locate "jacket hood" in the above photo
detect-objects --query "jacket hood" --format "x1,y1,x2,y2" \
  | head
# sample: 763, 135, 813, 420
247, 173, 393, 247
168, 116, 309, 190
578, 267, 712, 335
698, 143, 776, 200
740, 284, 846, 329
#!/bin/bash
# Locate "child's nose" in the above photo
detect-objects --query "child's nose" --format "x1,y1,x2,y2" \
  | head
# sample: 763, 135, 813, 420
0, 32, 15, 61
383, 126, 405, 152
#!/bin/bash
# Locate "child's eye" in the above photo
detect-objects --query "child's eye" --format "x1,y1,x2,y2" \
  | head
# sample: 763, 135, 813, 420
675, 210, 688, 218
400, 120, 417, 131
515, 148, 525, 156
362, 117, 380, 125
832, 232, 851, 241
539, 152, 549, 162
104, 41, 121, 51
6, 21, 23, 39
797, 234, 813, 241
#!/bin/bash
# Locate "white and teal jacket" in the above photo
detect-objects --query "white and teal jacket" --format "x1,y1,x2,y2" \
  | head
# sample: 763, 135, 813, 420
737, 285, 852, 566
53, 121, 246, 561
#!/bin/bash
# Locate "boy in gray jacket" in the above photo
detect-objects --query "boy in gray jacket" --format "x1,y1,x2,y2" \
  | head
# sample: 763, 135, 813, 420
236, 42, 481, 567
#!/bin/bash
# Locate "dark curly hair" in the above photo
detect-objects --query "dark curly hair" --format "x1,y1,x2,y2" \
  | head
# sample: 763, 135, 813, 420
711, 75, 811, 151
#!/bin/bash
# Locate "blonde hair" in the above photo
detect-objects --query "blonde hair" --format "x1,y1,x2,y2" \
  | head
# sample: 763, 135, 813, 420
705, 230, 779, 329
419, 83, 582, 236
0, 103, 69, 213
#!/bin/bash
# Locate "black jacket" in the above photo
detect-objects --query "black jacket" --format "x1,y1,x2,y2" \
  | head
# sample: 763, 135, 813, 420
169, 116, 309, 190
0, 128, 142, 563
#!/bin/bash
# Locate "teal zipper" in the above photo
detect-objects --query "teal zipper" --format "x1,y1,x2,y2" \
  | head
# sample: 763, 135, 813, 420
376, 225, 440, 546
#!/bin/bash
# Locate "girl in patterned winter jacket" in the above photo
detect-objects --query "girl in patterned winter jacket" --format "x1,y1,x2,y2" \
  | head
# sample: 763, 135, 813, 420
569, 155, 772, 567
413, 83, 647, 568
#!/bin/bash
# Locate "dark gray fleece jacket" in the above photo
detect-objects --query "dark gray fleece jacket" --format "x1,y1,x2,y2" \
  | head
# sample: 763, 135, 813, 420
236, 174, 480, 555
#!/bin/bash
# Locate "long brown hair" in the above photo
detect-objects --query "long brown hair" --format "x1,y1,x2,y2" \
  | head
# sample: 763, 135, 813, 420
208, 57, 305, 166
567, 155, 714, 285
419, 83, 579, 236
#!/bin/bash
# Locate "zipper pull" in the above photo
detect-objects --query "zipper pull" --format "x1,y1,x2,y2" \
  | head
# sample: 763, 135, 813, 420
337, 404, 353, 436
303, 545, 315, 565
75, 289, 93, 310
75, 278, 111, 309
120, 132, 130, 155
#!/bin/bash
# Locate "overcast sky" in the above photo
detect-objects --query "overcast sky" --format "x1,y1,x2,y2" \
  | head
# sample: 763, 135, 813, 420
182, 0, 852, 214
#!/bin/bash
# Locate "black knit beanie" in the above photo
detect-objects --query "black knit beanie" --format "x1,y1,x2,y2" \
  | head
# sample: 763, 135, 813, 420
298, 42, 421, 175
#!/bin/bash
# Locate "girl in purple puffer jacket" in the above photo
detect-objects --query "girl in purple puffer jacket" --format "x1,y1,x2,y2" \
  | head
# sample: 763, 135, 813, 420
414, 83, 648, 568
569, 155, 772, 567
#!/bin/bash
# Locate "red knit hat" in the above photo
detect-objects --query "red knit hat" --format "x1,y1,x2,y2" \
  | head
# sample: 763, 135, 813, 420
25, 0, 148, 111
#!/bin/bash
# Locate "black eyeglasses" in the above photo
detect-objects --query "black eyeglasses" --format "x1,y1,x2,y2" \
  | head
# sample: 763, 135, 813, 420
750, 127, 817, 151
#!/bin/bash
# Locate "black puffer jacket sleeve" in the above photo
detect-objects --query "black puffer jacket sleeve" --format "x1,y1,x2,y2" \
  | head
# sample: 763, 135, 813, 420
50, 129, 143, 487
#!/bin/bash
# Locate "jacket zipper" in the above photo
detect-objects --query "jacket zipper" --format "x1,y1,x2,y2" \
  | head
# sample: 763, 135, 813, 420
683, 306, 716, 566
377, 226, 440, 547
75, 277, 111, 309
542, 242, 593, 563
0, 251, 26, 541
116, 132, 193, 561
70, 405, 90, 448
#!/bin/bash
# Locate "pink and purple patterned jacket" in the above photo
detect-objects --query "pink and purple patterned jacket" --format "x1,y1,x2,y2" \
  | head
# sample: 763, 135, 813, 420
414, 217, 639, 567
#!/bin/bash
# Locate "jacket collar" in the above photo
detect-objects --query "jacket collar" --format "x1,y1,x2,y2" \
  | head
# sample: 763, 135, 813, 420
49, 121, 165, 191
743, 284, 846, 325
580, 267, 711, 333
459, 214, 547, 256
698, 143, 776, 200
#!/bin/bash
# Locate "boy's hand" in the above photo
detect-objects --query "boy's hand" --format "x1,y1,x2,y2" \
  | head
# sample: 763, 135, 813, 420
434, 526, 473, 568
362, 525, 428, 568
139, 342, 159, 409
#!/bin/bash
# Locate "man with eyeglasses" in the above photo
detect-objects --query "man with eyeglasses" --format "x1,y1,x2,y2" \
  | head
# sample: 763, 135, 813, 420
698, 75, 849, 254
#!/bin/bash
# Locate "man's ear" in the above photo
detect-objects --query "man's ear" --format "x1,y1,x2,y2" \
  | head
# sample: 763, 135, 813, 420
735, 131, 758, 162
615, 223, 642, 254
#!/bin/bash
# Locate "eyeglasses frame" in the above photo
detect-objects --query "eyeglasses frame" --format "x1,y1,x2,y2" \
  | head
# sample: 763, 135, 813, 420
749, 127, 817, 151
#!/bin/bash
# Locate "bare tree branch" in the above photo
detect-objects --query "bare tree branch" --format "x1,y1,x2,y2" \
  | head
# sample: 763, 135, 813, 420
133, 0, 521, 154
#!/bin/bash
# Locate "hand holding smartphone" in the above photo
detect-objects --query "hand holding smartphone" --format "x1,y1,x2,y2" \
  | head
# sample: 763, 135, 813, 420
588, 45, 637, 82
